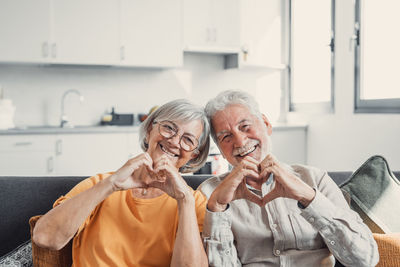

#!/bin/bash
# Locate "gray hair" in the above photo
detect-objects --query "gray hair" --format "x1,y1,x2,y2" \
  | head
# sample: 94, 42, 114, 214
139, 99, 210, 173
205, 90, 262, 144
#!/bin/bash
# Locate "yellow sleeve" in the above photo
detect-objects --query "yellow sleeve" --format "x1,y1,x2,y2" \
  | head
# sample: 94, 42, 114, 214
52, 172, 114, 235
193, 190, 207, 233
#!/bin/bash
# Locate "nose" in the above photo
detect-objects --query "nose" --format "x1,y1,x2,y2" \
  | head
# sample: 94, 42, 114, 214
233, 132, 247, 147
166, 133, 181, 147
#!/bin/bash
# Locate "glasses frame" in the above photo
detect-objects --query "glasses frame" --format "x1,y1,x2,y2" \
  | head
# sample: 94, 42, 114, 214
155, 120, 200, 152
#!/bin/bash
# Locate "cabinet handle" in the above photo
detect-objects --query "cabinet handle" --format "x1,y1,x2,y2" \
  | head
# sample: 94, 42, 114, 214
51, 43, 57, 58
120, 46, 125, 61
56, 139, 63, 156
42, 42, 49, 58
14, 142, 33, 147
47, 156, 54, 173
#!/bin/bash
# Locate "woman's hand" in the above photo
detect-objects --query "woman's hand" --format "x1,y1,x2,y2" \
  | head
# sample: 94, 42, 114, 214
109, 153, 154, 191
149, 155, 192, 201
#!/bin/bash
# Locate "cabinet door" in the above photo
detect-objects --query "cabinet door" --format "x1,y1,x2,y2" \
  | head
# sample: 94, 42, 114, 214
51, 0, 119, 65
54, 133, 129, 176
183, 0, 211, 49
127, 132, 141, 159
212, 0, 240, 48
183, 0, 240, 53
0, 0, 50, 63
0, 135, 56, 175
120, 0, 182, 67
239, 0, 283, 67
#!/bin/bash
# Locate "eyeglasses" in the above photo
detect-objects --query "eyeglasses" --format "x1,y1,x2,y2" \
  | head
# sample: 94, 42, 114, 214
156, 120, 199, 152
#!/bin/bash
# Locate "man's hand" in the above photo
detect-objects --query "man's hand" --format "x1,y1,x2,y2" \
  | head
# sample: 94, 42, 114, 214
108, 153, 154, 191
208, 156, 264, 212
149, 155, 192, 202
259, 154, 316, 207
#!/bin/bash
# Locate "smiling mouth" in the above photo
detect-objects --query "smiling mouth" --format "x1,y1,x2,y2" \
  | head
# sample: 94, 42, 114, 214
236, 145, 258, 158
160, 143, 179, 157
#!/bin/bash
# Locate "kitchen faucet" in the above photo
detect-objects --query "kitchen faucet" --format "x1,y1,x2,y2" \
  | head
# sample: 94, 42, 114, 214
60, 89, 84, 128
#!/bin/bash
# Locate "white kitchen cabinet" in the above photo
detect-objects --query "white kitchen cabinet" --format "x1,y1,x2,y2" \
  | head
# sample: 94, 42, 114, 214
120, 0, 182, 67
227, 0, 284, 69
0, 0, 50, 63
51, 0, 120, 65
54, 133, 130, 176
127, 132, 141, 159
0, 135, 56, 175
183, 0, 240, 53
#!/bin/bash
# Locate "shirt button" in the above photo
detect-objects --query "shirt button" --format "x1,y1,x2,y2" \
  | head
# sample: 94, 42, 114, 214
330, 241, 335, 246
309, 217, 315, 223
271, 223, 277, 229
275, 249, 281, 255
225, 250, 230, 255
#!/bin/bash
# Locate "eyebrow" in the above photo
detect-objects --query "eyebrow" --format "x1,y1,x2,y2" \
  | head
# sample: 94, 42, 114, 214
216, 119, 251, 138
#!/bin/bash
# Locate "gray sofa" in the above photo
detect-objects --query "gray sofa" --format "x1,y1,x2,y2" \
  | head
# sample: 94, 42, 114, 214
1, 172, 398, 265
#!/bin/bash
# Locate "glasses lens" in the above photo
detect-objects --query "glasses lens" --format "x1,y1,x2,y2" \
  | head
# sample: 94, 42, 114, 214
180, 135, 199, 152
159, 121, 176, 138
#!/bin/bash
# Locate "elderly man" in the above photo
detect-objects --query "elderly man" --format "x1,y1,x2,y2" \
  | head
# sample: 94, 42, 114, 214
199, 90, 378, 267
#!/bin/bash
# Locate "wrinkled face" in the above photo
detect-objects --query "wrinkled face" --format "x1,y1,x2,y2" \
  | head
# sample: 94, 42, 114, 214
146, 119, 203, 169
212, 104, 272, 166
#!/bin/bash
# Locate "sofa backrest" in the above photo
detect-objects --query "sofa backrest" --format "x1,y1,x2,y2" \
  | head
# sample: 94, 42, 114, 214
1, 171, 399, 257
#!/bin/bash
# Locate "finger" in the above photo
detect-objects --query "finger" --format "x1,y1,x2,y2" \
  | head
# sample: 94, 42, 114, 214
242, 169, 260, 180
241, 160, 260, 173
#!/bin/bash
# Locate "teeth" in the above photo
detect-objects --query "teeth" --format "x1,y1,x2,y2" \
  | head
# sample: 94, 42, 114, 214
160, 144, 178, 157
239, 146, 256, 157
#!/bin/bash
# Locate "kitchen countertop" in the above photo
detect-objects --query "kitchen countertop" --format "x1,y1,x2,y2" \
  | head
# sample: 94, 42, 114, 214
0, 125, 140, 135
0, 123, 307, 135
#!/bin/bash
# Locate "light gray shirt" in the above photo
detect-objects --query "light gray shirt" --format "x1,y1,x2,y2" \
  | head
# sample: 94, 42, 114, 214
199, 164, 379, 267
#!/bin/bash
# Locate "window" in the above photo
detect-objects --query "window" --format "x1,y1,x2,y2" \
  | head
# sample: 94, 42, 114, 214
354, 0, 400, 113
289, 0, 335, 112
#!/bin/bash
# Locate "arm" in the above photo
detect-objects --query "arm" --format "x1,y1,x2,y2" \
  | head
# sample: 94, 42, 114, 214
299, 172, 379, 267
32, 177, 114, 250
171, 194, 208, 267
149, 155, 207, 267
33, 153, 153, 250
202, 206, 242, 267
260, 154, 378, 267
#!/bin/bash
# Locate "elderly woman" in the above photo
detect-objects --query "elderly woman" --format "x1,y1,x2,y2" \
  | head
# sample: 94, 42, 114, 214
32, 99, 210, 267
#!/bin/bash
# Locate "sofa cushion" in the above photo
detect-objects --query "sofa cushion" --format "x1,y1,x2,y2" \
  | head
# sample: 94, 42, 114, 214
340, 155, 400, 233
0, 239, 32, 267
29, 215, 72, 267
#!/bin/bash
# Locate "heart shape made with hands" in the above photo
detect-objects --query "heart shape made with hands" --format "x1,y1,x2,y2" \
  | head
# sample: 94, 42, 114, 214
140, 169, 187, 200
241, 172, 275, 207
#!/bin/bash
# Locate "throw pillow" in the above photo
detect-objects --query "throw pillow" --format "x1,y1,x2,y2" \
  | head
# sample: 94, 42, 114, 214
340, 155, 400, 233
373, 233, 400, 267
0, 240, 32, 267
29, 215, 72, 267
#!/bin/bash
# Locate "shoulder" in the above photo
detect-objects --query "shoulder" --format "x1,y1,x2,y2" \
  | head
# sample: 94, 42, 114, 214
53, 172, 115, 207
197, 172, 229, 199
290, 164, 327, 185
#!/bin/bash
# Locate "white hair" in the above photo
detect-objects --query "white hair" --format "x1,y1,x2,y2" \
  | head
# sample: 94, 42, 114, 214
205, 90, 263, 144
139, 99, 210, 173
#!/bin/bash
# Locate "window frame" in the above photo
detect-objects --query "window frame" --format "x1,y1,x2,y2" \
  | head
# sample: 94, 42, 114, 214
288, 0, 336, 113
354, 0, 400, 113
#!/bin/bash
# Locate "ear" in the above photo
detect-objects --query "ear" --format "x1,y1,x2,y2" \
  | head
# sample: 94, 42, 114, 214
261, 114, 273, 136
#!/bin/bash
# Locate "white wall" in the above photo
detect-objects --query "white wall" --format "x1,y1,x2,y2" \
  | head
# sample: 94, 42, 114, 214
289, 0, 400, 171
0, 54, 281, 127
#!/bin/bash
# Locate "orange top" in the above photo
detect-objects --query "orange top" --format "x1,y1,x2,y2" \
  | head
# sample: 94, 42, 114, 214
54, 172, 207, 267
